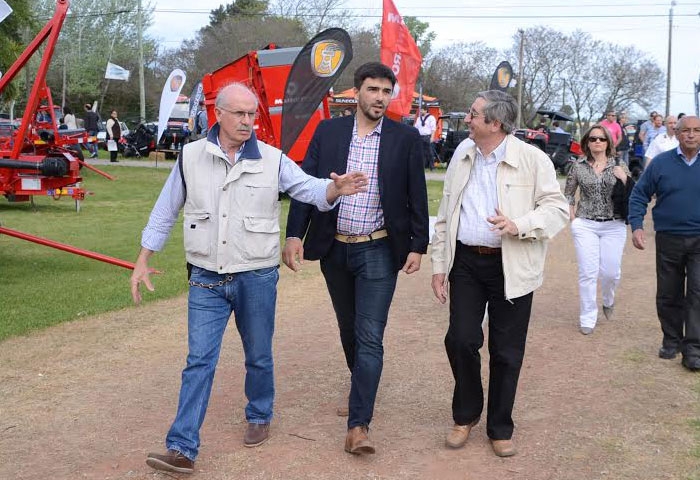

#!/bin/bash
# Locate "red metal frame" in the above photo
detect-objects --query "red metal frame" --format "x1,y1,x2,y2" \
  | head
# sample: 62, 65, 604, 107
0, 225, 135, 270
0, 0, 100, 205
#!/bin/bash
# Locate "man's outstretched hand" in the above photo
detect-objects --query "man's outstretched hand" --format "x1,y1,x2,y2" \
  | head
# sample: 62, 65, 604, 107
326, 171, 368, 203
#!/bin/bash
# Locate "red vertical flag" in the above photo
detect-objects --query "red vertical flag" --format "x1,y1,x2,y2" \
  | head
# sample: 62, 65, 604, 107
380, 0, 423, 117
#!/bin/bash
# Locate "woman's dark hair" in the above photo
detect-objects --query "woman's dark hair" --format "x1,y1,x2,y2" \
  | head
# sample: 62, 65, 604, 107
353, 62, 396, 90
580, 124, 615, 159
63, 107, 73, 115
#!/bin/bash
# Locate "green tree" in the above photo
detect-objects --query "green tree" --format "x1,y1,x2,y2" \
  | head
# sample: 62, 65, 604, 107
403, 16, 434, 59
32, 0, 157, 123
0, 0, 35, 105
208, 0, 268, 27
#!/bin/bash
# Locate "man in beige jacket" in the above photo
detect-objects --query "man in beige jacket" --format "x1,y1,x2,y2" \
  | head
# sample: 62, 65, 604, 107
431, 90, 568, 457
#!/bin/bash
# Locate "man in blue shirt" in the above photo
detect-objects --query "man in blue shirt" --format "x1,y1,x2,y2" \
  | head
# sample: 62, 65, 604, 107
628, 115, 700, 372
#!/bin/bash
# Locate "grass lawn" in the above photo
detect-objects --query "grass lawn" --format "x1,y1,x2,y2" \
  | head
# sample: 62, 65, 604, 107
0, 164, 444, 341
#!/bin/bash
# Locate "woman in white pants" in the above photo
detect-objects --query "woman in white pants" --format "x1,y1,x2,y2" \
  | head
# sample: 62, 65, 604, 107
564, 125, 631, 335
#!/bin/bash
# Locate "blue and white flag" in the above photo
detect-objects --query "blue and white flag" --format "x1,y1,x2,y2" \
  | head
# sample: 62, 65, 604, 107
0, 1, 12, 25
105, 62, 130, 81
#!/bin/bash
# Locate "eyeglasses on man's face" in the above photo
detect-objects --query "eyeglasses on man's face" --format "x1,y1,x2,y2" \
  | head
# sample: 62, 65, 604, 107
218, 106, 258, 120
466, 108, 482, 119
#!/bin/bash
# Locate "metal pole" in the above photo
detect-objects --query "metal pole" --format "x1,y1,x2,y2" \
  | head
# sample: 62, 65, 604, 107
138, 0, 146, 123
0, 226, 135, 270
516, 29, 525, 128
665, 1, 676, 117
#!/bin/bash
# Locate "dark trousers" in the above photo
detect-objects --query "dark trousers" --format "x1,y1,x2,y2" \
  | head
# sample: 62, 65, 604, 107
109, 149, 118, 162
320, 237, 398, 429
655, 232, 700, 360
445, 243, 533, 440
421, 135, 435, 170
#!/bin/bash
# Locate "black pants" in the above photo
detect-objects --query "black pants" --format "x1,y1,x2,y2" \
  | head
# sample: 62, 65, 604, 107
320, 238, 398, 428
655, 232, 700, 360
445, 243, 533, 440
420, 135, 434, 170
109, 149, 118, 162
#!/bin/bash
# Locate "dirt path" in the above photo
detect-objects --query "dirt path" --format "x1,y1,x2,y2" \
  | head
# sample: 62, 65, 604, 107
1, 222, 698, 480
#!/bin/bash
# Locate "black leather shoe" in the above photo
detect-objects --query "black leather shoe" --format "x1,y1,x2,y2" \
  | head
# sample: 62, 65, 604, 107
658, 346, 679, 359
681, 357, 700, 372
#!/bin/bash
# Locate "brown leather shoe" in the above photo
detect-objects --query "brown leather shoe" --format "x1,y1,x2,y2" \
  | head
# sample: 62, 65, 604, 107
490, 438, 517, 457
146, 449, 194, 474
244, 422, 270, 447
344, 426, 376, 455
445, 419, 479, 448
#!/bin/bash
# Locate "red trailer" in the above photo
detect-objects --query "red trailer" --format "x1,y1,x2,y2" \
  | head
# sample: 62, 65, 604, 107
0, 0, 107, 212
201, 45, 332, 163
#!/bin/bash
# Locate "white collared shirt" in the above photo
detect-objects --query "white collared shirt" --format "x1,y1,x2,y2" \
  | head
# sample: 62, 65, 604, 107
645, 133, 678, 162
457, 138, 508, 247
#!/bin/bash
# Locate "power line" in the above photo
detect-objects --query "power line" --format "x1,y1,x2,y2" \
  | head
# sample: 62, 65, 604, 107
151, 9, 700, 19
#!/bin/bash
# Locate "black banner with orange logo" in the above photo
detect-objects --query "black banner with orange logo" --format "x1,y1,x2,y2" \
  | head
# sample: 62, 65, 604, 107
489, 61, 514, 92
281, 28, 353, 154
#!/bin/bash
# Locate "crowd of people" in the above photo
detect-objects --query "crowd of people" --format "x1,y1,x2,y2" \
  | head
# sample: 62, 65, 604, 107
125, 61, 698, 474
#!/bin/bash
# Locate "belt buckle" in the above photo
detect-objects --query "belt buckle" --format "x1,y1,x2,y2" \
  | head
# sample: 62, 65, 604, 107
346, 235, 360, 243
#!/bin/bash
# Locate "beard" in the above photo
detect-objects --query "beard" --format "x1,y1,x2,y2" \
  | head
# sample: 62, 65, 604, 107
358, 100, 386, 122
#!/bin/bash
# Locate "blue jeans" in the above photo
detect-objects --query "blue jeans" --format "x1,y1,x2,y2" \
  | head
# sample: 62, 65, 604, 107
320, 238, 398, 429
86, 130, 97, 155
166, 265, 279, 460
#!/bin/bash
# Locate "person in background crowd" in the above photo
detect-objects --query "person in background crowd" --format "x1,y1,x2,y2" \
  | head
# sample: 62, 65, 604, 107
58, 117, 68, 130
552, 121, 565, 133
414, 105, 437, 170
83, 104, 99, 158
431, 90, 568, 457
645, 115, 678, 166
131, 83, 369, 474
565, 125, 632, 335
342, 107, 354, 117
106, 110, 121, 163
643, 114, 666, 152
283, 62, 429, 456
63, 107, 77, 129
616, 111, 632, 165
638, 110, 658, 150
194, 105, 208, 139
628, 116, 700, 372
599, 110, 622, 149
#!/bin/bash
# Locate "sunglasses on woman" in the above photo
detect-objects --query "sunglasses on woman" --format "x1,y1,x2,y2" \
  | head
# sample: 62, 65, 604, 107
588, 136, 607, 143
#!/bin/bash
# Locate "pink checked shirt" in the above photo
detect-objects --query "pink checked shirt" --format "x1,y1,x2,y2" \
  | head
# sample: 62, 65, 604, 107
336, 118, 385, 235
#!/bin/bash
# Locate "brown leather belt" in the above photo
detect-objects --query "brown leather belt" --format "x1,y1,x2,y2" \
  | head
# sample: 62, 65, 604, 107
461, 244, 502, 255
334, 229, 388, 244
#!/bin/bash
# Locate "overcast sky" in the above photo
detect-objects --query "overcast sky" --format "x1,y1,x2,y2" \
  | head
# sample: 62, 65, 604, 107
149, 0, 700, 117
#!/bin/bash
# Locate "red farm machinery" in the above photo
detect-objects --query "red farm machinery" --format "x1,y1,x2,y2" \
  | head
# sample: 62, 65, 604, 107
0, 0, 113, 213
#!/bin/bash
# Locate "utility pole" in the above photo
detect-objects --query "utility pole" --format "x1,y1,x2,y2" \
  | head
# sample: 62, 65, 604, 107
695, 74, 699, 116
138, 0, 146, 123
516, 29, 525, 128
665, 0, 676, 116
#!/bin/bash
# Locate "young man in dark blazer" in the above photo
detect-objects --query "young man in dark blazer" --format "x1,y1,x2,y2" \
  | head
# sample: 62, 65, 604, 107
283, 62, 429, 455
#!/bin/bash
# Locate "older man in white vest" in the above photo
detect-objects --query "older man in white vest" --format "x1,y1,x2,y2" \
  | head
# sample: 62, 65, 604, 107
130, 83, 368, 475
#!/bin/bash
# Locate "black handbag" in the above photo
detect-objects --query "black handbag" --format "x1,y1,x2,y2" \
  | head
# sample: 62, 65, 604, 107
611, 159, 635, 223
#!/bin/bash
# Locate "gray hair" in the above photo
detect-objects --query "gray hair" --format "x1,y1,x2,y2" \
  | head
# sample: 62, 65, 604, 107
676, 115, 698, 132
475, 90, 518, 134
215, 82, 259, 109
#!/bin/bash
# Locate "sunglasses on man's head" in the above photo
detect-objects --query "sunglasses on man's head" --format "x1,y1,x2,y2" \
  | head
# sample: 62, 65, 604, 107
588, 136, 608, 143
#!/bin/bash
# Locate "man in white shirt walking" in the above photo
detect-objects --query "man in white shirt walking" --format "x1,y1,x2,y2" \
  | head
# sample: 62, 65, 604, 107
644, 115, 678, 166
414, 105, 437, 170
